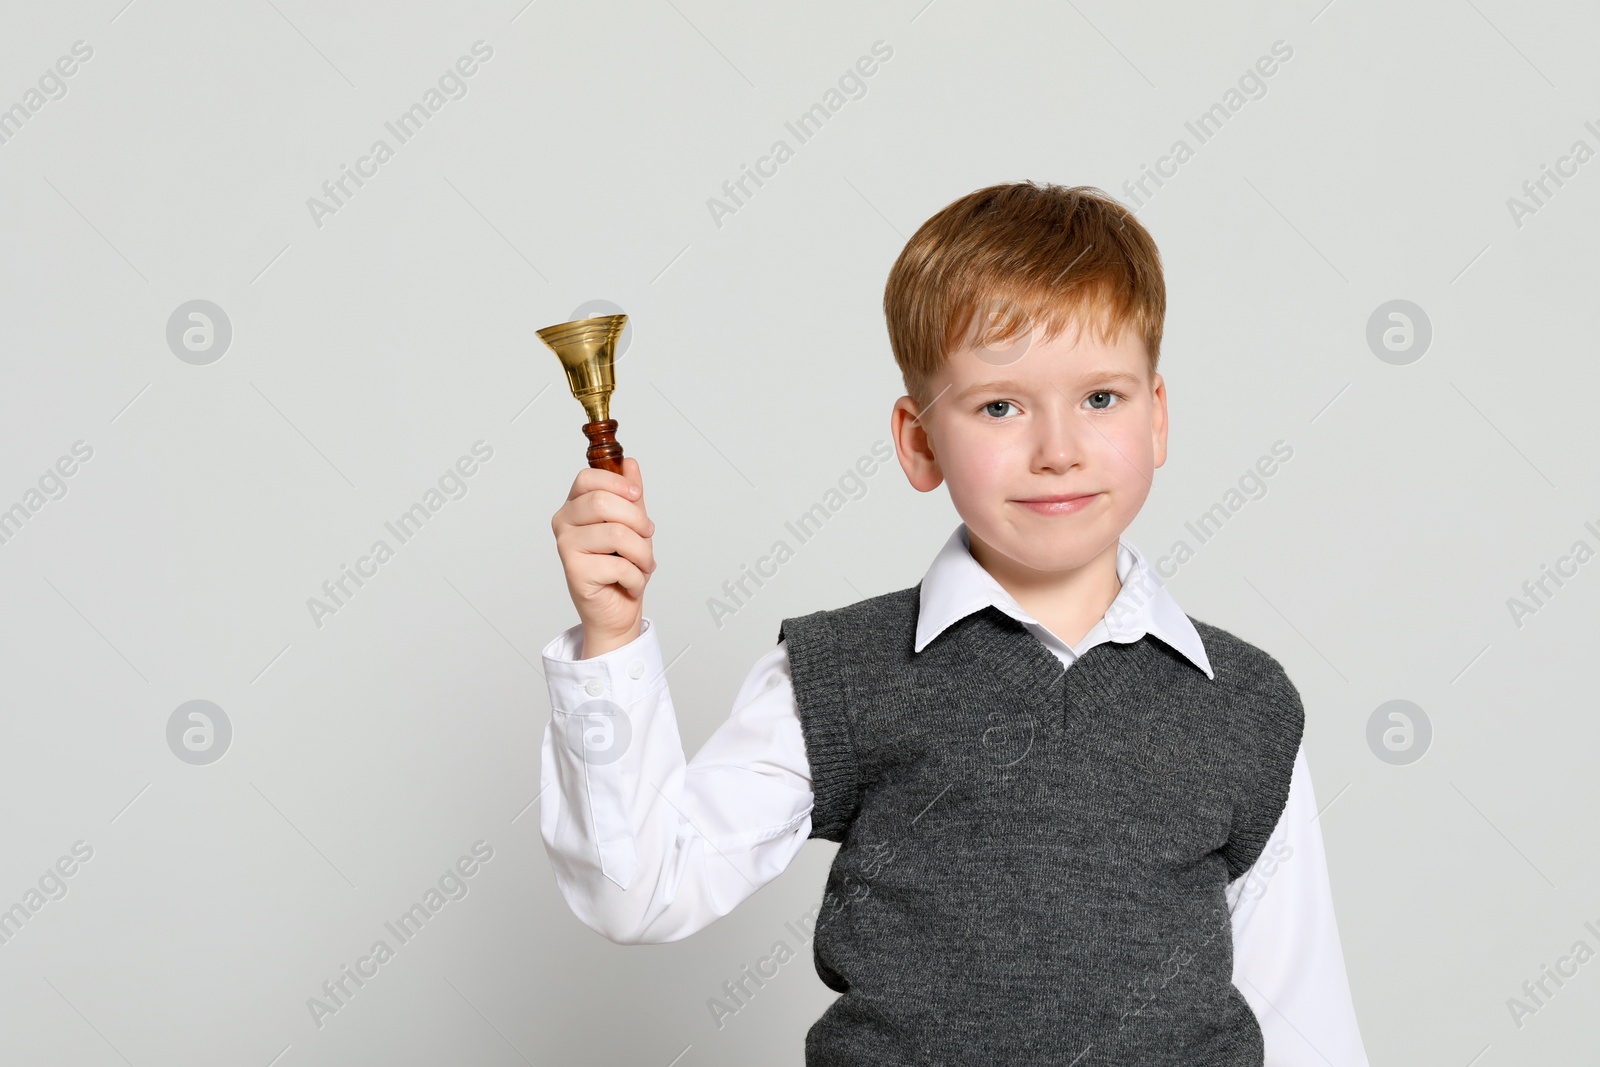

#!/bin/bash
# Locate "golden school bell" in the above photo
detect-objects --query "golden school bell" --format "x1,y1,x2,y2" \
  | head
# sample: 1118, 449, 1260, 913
537, 313, 627, 475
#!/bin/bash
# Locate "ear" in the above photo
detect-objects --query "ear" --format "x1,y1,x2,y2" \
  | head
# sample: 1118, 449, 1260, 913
891, 395, 944, 492
1149, 371, 1169, 469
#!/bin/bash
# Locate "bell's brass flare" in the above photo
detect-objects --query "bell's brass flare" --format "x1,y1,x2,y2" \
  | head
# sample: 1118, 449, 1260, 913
536, 314, 627, 424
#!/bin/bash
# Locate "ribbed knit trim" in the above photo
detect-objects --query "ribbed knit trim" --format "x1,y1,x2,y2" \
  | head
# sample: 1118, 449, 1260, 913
1186, 618, 1306, 881
778, 611, 861, 843
1219, 663, 1305, 881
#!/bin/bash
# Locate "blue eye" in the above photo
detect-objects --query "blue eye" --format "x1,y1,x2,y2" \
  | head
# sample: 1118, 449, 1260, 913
982, 400, 1017, 419
1086, 391, 1123, 411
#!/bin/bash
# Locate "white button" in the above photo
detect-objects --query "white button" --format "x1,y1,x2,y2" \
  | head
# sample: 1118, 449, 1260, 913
627, 660, 645, 680
584, 678, 604, 697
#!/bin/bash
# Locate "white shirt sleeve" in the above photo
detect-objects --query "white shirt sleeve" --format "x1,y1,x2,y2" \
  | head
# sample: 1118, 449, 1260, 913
538, 617, 815, 944
1227, 745, 1370, 1066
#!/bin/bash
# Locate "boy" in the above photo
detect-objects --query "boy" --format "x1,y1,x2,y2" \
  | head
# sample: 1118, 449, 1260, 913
540, 182, 1368, 1065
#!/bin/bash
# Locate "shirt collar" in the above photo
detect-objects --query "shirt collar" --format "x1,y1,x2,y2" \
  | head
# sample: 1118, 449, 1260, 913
913, 522, 1214, 680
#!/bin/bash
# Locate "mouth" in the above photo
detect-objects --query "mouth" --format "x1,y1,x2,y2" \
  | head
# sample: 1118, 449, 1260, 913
1011, 492, 1100, 516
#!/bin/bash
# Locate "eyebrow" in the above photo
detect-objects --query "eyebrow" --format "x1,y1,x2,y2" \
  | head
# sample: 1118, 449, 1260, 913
954, 371, 1144, 401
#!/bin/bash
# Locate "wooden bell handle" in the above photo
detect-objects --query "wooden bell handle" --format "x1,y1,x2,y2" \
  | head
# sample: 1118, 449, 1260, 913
583, 419, 624, 475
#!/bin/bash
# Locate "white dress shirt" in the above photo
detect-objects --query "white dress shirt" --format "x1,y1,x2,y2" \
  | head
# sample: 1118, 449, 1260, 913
539, 524, 1369, 1065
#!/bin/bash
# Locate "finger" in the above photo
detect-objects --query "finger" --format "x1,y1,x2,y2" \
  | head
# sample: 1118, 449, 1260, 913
567, 462, 642, 504
566, 521, 656, 574
564, 487, 655, 540
622, 457, 643, 502
582, 552, 649, 597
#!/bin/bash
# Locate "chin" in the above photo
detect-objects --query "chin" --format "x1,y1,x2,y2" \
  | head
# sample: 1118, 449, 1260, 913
986, 531, 1100, 572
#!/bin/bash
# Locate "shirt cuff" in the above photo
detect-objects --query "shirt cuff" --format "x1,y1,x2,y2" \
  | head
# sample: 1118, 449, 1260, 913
541, 618, 664, 716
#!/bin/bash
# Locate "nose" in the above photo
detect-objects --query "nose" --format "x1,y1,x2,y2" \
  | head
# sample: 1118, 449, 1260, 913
1029, 395, 1085, 474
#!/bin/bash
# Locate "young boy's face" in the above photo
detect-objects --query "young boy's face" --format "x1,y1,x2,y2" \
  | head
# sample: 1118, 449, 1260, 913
891, 308, 1168, 580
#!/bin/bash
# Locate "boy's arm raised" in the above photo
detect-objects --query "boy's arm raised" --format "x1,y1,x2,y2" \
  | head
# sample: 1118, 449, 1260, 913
540, 459, 814, 943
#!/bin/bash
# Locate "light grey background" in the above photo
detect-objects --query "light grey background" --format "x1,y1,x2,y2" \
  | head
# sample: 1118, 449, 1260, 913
1, 0, 1596, 1063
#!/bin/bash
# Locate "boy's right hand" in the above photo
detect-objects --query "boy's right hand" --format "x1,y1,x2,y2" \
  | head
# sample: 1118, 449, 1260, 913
551, 456, 657, 660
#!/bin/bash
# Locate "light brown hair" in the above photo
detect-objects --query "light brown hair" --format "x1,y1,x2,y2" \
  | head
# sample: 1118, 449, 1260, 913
883, 181, 1166, 408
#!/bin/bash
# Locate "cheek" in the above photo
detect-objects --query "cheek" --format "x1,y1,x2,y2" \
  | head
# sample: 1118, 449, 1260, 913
1095, 418, 1155, 473
942, 435, 1009, 494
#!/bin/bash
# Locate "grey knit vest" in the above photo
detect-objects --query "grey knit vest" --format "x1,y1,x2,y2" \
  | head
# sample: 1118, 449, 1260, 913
777, 582, 1304, 1066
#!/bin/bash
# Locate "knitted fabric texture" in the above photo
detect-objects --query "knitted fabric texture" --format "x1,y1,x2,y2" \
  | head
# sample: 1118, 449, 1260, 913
777, 583, 1304, 1066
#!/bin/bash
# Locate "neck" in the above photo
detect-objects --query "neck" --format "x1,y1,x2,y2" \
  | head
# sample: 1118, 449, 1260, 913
965, 529, 1122, 648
